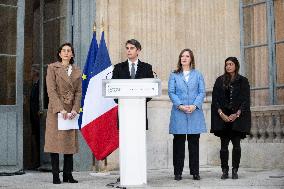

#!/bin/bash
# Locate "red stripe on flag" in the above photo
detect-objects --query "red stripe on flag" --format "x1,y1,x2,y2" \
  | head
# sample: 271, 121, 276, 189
81, 106, 119, 160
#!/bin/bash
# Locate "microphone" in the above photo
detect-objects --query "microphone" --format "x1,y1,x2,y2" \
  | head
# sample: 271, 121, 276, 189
153, 71, 158, 78
105, 71, 113, 79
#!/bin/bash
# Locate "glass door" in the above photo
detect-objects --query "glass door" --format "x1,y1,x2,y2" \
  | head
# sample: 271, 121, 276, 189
0, 0, 25, 172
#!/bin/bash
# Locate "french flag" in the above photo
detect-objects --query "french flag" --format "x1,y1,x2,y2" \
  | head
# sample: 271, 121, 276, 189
79, 31, 118, 160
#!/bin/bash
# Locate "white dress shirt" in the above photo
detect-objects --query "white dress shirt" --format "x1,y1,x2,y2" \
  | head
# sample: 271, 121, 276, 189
128, 59, 138, 75
67, 65, 72, 77
183, 70, 190, 82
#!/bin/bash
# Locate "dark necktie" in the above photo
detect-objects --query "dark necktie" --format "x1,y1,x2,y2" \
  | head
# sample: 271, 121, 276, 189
131, 63, 135, 79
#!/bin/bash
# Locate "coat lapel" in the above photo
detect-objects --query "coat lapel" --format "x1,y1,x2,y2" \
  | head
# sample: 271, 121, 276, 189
180, 70, 195, 87
178, 72, 188, 87
187, 70, 195, 84
54, 62, 74, 88
122, 61, 131, 79
135, 60, 143, 79
70, 65, 81, 83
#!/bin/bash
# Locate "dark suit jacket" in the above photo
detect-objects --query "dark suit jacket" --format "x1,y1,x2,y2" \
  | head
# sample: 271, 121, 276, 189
30, 80, 40, 135
112, 60, 154, 79
112, 60, 154, 129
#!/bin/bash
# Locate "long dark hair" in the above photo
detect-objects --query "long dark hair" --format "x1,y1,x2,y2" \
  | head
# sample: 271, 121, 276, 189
174, 48, 195, 73
56, 42, 75, 64
223, 57, 240, 89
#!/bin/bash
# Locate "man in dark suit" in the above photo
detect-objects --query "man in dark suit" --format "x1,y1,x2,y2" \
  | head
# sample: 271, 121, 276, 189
112, 39, 154, 129
112, 39, 154, 79
30, 64, 40, 169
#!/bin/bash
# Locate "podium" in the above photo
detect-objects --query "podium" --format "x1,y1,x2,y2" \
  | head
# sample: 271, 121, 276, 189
102, 78, 161, 187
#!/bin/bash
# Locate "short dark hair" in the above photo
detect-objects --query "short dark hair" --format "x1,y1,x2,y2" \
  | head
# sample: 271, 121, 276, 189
56, 42, 75, 64
125, 39, 142, 50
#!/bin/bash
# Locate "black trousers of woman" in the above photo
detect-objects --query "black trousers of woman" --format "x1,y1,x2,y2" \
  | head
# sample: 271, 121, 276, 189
220, 135, 241, 170
50, 153, 77, 184
173, 134, 200, 176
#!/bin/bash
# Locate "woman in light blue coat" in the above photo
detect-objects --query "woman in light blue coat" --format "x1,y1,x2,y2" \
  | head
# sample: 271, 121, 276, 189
168, 49, 206, 181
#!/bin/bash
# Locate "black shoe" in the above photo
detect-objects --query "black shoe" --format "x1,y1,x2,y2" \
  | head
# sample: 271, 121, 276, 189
221, 172, 229, 179
63, 173, 78, 183
174, 175, 182, 181
232, 168, 238, 179
221, 168, 229, 179
53, 174, 61, 184
193, 174, 200, 180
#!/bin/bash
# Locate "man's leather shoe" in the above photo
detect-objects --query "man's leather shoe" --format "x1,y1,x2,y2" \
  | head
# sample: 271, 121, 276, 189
193, 174, 200, 180
174, 175, 182, 181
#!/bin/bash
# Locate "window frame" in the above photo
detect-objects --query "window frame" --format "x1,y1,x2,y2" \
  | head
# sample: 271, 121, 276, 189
240, 0, 284, 105
38, 0, 73, 110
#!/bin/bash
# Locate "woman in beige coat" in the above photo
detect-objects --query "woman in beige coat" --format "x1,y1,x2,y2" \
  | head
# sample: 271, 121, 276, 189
44, 43, 82, 184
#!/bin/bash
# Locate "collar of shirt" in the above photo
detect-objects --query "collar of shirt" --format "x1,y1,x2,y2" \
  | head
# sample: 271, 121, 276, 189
128, 59, 139, 74
183, 70, 190, 76
67, 65, 72, 76
183, 70, 190, 82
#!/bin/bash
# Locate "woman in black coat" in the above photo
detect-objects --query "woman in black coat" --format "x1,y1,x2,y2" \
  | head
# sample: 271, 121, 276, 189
211, 57, 251, 180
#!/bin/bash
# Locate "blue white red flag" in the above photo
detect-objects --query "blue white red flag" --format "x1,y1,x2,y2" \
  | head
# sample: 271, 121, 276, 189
79, 31, 118, 160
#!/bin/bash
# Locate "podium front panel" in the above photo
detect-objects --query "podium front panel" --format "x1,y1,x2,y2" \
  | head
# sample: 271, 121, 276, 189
102, 78, 161, 98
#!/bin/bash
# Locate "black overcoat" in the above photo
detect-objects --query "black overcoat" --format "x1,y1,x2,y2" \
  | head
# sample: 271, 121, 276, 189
210, 74, 251, 134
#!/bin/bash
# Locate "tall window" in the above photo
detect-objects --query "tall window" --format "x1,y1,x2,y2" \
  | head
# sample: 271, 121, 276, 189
240, 0, 284, 106
0, 1, 17, 105
43, 0, 69, 109
33, 0, 71, 109
43, 0, 69, 66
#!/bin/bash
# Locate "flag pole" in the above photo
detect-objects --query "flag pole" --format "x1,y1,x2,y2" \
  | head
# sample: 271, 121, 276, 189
93, 22, 96, 32
101, 17, 104, 32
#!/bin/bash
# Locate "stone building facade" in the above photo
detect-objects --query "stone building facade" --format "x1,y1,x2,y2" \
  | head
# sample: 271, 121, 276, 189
0, 0, 283, 172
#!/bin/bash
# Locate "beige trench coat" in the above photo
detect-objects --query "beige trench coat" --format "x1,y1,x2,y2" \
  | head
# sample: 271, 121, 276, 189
44, 62, 82, 154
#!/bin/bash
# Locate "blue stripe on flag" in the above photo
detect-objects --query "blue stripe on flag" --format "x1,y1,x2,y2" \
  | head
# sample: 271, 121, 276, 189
88, 32, 112, 78
79, 31, 113, 129
78, 32, 98, 128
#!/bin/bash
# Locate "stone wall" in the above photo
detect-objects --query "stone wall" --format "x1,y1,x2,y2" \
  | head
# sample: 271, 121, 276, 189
102, 97, 284, 170
95, 0, 284, 170
95, 0, 241, 89
147, 98, 284, 170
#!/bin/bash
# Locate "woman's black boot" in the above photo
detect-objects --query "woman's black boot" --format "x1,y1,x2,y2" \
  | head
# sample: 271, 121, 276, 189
63, 173, 78, 183
63, 154, 78, 183
232, 168, 238, 179
51, 153, 61, 184
221, 168, 229, 179
53, 174, 61, 184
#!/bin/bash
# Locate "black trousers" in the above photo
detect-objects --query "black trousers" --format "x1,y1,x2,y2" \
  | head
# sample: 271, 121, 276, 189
220, 135, 241, 170
50, 153, 73, 175
173, 134, 200, 175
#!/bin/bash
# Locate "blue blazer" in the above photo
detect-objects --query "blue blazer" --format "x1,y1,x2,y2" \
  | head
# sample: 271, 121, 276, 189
168, 70, 207, 134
